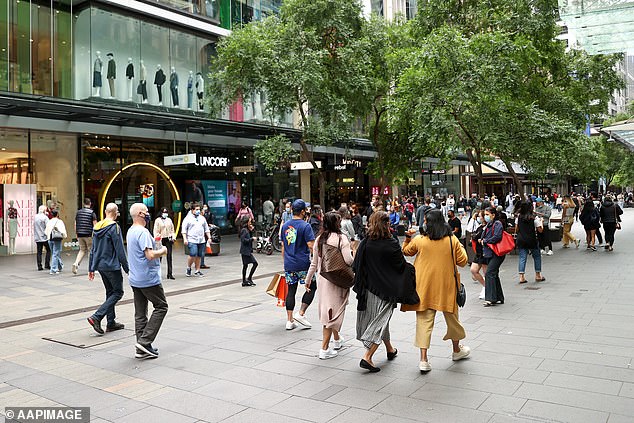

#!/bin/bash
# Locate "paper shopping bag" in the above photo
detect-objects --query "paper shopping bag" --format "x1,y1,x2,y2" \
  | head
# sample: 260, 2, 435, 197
276, 275, 288, 307
266, 273, 283, 297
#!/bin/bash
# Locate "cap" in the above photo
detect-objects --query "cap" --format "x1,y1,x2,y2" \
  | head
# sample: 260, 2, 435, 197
292, 199, 307, 214
535, 197, 543, 202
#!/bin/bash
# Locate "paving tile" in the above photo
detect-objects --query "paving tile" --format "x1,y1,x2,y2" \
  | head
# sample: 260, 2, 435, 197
609, 413, 634, 423
115, 405, 198, 423
419, 369, 522, 395
146, 390, 245, 422
254, 358, 319, 377
324, 408, 382, 423
544, 372, 622, 395
270, 396, 349, 423
193, 379, 264, 402
237, 390, 291, 410
538, 359, 634, 383
378, 379, 426, 397
619, 382, 634, 398
410, 383, 489, 409
508, 368, 550, 384
322, 371, 394, 392
134, 366, 216, 391
220, 408, 311, 423
215, 366, 304, 392
371, 394, 492, 422
324, 387, 390, 410
477, 393, 526, 414
518, 399, 608, 423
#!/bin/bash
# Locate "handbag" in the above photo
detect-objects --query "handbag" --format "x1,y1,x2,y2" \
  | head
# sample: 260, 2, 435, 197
266, 273, 283, 297
320, 235, 355, 289
450, 236, 466, 307
490, 230, 515, 256
50, 220, 64, 241
615, 206, 622, 230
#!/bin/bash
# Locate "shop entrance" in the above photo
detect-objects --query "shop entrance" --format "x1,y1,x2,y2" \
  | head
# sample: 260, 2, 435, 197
99, 162, 182, 236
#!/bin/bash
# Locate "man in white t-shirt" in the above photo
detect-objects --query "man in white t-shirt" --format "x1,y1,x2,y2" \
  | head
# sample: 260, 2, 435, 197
127, 203, 167, 359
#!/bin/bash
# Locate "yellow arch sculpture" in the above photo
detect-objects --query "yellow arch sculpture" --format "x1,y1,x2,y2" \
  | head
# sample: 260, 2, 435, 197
99, 162, 182, 236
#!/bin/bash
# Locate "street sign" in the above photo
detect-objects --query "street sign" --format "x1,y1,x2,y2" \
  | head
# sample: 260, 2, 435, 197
164, 153, 196, 166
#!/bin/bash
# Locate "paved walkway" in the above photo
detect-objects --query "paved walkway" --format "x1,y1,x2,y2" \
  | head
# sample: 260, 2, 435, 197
1, 211, 634, 422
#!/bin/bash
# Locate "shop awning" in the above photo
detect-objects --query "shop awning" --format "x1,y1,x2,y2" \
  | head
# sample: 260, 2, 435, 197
601, 119, 634, 151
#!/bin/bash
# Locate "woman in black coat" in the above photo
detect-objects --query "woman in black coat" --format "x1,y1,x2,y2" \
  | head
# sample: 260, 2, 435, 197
599, 195, 623, 251
239, 217, 257, 287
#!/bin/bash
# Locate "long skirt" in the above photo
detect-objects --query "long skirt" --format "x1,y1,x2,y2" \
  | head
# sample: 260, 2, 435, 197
356, 290, 395, 350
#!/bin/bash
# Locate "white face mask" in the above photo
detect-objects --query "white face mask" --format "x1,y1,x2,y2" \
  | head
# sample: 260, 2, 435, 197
162, 213, 168, 219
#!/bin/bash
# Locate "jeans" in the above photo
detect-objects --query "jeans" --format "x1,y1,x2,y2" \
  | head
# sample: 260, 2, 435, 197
484, 254, 505, 303
48, 239, 63, 272
132, 284, 168, 345
36, 241, 51, 269
92, 270, 124, 326
518, 248, 541, 274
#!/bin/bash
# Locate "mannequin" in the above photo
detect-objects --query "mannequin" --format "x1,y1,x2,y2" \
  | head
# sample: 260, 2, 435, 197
93, 51, 103, 97
170, 67, 179, 108
126, 58, 134, 101
106, 53, 116, 98
187, 71, 194, 110
138, 60, 148, 103
154, 64, 166, 106
7, 200, 17, 255
196, 72, 204, 110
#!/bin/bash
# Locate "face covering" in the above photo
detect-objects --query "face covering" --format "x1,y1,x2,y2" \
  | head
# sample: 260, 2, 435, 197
144, 214, 151, 223
476, 217, 482, 224
285, 207, 290, 213
162, 213, 168, 219
194, 210, 200, 216
484, 215, 492, 223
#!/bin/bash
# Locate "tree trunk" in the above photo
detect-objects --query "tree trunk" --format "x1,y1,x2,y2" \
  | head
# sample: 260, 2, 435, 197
318, 172, 326, 209
502, 158, 523, 195
466, 148, 485, 197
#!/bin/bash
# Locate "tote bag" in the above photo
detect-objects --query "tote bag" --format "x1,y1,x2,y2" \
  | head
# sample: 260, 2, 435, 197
490, 231, 515, 256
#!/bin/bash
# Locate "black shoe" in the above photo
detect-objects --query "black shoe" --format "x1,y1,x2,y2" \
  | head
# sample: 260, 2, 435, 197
200, 265, 210, 269
167, 275, 176, 280
38, 267, 44, 271
387, 349, 398, 361
360, 359, 381, 373
135, 342, 159, 358
106, 322, 125, 332
135, 347, 158, 360
242, 281, 250, 287
87, 317, 104, 334
247, 279, 256, 286
45, 266, 50, 270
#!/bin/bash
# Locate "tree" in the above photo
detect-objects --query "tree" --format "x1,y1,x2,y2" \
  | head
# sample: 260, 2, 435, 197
209, 0, 370, 207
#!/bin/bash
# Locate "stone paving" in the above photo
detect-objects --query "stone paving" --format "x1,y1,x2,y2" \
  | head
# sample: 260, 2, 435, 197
1, 211, 634, 422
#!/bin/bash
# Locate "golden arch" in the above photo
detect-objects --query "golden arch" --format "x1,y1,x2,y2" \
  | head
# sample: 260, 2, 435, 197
99, 162, 182, 236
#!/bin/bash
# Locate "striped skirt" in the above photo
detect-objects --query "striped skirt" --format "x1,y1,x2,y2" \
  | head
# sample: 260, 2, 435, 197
356, 290, 396, 350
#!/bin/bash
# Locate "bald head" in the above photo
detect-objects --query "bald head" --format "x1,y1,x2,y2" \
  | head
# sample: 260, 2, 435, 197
130, 203, 148, 225
38, 205, 47, 214
105, 203, 119, 219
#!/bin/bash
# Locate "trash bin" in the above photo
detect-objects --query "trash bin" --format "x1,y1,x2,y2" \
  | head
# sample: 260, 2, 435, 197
550, 226, 562, 243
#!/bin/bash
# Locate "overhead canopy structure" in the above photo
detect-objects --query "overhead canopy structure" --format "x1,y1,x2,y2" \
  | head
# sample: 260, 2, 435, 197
600, 119, 634, 150
558, 0, 634, 54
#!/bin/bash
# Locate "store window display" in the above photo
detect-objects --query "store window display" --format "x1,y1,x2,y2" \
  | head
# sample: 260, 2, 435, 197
126, 58, 135, 101
187, 71, 194, 110
196, 73, 205, 110
170, 67, 179, 108
138, 61, 148, 103
6, 200, 18, 255
154, 65, 166, 106
93, 51, 103, 97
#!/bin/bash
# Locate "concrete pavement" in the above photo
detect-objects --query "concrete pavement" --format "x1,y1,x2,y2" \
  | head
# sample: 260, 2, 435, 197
1, 211, 634, 422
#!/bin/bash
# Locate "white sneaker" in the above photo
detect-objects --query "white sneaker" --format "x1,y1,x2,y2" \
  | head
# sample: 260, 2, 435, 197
419, 361, 432, 372
285, 321, 297, 330
452, 345, 471, 361
478, 287, 485, 300
540, 249, 546, 255
332, 336, 345, 350
319, 348, 338, 360
72, 263, 78, 274
546, 250, 553, 256
293, 313, 312, 328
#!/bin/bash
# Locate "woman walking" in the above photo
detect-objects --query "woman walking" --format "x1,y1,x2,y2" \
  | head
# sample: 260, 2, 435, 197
239, 217, 258, 286
600, 195, 623, 251
352, 211, 400, 373
579, 199, 600, 251
45, 210, 67, 275
305, 212, 354, 360
402, 210, 470, 373
480, 207, 505, 306
515, 201, 545, 283
561, 195, 580, 248
470, 210, 487, 300
153, 207, 176, 279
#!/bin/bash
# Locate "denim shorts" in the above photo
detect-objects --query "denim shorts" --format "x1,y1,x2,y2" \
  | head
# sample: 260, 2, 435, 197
188, 242, 206, 257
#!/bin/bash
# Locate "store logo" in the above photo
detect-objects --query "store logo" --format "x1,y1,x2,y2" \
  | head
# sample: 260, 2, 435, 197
197, 156, 229, 167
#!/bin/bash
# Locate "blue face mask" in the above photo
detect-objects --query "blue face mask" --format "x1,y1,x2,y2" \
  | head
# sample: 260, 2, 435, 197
194, 210, 200, 216
476, 217, 482, 224
144, 214, 151, 223
484, 215, 492, 223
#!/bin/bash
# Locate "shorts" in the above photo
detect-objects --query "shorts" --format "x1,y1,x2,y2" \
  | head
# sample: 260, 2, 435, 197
241, 254, 257, 265
477, 256, 491, 265
285, 270, 309, 285
188, 242, 206, 258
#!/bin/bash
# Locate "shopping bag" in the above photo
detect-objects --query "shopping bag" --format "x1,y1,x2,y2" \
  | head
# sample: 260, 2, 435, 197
276, 275, 288, 307
490, 231, 515, 256
266, 273, 282, 297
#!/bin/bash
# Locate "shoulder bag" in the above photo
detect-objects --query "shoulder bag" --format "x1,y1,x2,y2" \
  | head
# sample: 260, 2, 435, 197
615, 206, 622, 230
450, 236, 466, 307
50, 219, 64, 241
320, 235, 355, 289
490, 230, 515, 256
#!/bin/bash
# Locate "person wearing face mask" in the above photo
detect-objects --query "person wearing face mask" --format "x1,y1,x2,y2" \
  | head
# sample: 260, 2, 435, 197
153, 207, 175, 280
470, 210, 488, 300
86, 202, 129, 335
182, 203, 211, 277
479, 207, 505, 307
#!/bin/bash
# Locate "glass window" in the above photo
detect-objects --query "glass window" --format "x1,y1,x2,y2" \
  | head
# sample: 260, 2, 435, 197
0, 0, 8, 91
169, 30, 198, 109
10, 0, 32, 93
53, 0, 73, 98
32, 1, 52, 96
73, 7, 91, 99
141, 21, 169, 106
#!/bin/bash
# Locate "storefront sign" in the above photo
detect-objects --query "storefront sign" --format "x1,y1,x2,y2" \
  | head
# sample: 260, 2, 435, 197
233, 165, 255, 173
164, 153, 197, 166
421, 169, 446, 175
290, 161, 322, 170
3, 184, 37, 254
343, 159, 362, 167
342, 178, 355, 183
328, 164, 356, 171
198, 156, 229, 167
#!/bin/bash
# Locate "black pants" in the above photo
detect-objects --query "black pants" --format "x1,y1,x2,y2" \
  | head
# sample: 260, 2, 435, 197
132, 284, 168, 346
157, 84, 163, 102
170, 87, 179, 106
485, 254, 505, 303
241, 254, 258, 282
603, 222, 617, 246
596, 227, 603, 244
537, 223, 552, 250
285, 281, 316, 311
36, 241, 51, 269
161, 238, 173, 277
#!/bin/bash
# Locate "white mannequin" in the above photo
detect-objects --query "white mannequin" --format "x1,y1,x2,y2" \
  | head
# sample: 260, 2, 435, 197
139, 60, 148, 103
187, 70, 194, 110
93, 51, 102, 97
7, 199, 17, 255
126, 57, 134, 101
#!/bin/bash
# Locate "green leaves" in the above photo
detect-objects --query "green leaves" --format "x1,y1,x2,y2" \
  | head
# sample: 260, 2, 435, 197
253, 135, 298, 175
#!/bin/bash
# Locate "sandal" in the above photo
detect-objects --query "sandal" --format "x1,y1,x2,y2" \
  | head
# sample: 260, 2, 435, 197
483, 301, 494, 307
535, 277, 546, 282
519, 279, 527, 284
387, 349, 398, 361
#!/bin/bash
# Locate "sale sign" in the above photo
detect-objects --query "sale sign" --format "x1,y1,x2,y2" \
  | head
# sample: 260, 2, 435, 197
3, 184, 37, 254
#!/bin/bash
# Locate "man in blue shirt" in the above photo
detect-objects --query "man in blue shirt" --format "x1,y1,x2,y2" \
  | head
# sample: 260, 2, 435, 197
280, 199, 315, 330
127, 203, 168, 359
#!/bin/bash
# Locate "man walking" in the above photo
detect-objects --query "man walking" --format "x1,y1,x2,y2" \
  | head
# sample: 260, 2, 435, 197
72, 198, 97, 274
263, 196, 275, 226
34, 205, 51, 271
182, 203, 210, 277
281, 199, 316, 330
534, 197, 553, 255
447, 209, 462, 240
87, 203, 129, 334
127, 203, 168, 359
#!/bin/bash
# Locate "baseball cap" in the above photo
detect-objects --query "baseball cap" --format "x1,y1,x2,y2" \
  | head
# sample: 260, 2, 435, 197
292, 199, 307, 214
535, 197, 543, 203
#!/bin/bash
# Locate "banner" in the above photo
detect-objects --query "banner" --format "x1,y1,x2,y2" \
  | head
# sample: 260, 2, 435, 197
3, 184, 37, 254
202, 180, 228, 228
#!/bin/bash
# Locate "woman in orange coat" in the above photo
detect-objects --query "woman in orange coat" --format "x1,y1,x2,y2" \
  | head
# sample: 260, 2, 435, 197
402, 209, 470, 373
